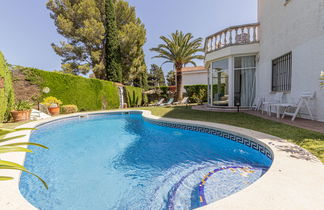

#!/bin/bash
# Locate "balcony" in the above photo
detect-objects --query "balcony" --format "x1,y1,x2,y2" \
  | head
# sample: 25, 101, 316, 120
205, 23, 260, 54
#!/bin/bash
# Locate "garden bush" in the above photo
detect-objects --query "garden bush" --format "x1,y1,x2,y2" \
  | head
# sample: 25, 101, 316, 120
125, 86, 144, 107
184, 84, 226, 103
61, 105, 78, 114
0, 52, 15, 122
20, 67, 120, 111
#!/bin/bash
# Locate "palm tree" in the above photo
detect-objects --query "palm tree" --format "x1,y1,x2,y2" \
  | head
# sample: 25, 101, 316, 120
150, 31, 204, 101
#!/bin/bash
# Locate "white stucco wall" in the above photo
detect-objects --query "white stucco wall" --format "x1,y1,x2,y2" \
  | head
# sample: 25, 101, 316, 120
257, 0, 324, 121
182, 71, 208, 92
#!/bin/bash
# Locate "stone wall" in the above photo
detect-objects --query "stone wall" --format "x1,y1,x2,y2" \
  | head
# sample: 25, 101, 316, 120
12, 69, 41, 102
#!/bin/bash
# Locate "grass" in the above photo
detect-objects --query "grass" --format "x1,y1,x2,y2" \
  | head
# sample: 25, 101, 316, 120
139, 106, 324, 163
0, 120, 32, 129
1, 106, 323, 163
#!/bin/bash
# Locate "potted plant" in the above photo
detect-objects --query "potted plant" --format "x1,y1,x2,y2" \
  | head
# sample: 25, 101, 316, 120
11, 100, 33, 122
42, 96, 63, 116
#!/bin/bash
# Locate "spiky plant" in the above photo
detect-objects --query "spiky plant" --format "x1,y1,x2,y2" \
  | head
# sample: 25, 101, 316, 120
0, 128, 48, 189
150, 31, 204, 101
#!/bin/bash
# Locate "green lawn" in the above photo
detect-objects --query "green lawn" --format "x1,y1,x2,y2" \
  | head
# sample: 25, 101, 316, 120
139, 106, 324, 163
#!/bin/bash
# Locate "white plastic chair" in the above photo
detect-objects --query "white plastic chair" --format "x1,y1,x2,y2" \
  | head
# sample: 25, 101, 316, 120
281, 91, 316, 121
148, 98, 165, 106
251, 97, 264, 111
173, 97, 189, 106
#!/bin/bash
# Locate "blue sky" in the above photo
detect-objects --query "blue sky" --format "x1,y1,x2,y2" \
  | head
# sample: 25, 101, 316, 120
0, 0, 257, 74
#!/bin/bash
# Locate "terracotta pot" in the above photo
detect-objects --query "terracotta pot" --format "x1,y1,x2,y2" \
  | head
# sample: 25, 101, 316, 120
48, 107, 60, 115
11, 110, 31, 122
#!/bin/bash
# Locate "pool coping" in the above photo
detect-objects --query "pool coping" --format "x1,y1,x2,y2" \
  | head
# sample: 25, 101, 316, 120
0, 110, 323, 210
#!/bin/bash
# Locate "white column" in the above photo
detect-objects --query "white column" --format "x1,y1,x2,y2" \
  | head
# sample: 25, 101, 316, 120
228, 56, 235, 107
209, 65, 213, 106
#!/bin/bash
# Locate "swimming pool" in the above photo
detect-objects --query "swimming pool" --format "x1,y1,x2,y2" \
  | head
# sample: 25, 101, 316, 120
19, 112, 272, 210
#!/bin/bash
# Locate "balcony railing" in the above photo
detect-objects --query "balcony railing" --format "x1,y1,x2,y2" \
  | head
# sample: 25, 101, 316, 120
205, 23, 260, 53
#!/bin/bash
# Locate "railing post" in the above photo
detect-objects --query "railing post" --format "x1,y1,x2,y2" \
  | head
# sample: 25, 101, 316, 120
229, 29, 233, 45
234, 28, 238, 44
253, 26, 257, 42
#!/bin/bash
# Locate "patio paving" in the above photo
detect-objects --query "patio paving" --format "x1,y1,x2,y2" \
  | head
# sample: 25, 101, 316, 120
193, 105, 324, 134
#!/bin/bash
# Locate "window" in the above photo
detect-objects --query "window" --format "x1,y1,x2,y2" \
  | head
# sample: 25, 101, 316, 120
272, 52, 292, 92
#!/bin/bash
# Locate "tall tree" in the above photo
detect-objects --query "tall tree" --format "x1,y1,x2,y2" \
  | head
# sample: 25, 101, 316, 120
148, 64, 165, 87
104, 0, 122, 82
115, 0, 148, 87
166, 70, 176, 86
150, 31, 204, 101
47, 0, 105, 78
47, 0, 148, 87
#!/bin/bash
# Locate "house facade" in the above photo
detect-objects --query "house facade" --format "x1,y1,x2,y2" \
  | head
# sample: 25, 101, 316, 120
205, 0, 324, 121
181, 66, 208, 91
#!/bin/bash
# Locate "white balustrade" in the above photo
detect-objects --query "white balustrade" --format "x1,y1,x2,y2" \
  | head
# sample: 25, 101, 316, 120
205, 23, 260, 53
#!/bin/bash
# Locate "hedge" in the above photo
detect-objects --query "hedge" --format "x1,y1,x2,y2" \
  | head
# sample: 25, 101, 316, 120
0, 52, 15, 122
184, 84, 225, 102
21, 67, 120, 111
125, 86, 144, 107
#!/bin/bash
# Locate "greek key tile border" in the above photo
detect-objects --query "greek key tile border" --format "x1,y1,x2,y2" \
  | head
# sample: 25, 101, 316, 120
147, 119, 273, 160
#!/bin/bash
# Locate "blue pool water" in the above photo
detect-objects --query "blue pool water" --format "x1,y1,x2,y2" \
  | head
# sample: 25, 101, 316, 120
20, 113, 272, 210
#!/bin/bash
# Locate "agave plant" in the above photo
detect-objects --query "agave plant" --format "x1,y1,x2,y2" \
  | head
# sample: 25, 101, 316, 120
0, 128, 48, 189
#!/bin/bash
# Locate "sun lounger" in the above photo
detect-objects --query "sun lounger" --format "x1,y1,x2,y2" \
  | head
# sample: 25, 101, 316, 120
173, 97, 189, 106
160, 98, 174, 106
148, 98, 165, 106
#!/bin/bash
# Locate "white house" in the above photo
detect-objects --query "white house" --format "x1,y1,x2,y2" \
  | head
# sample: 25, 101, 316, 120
180, 66, 208, 91
205, 0, 324, 121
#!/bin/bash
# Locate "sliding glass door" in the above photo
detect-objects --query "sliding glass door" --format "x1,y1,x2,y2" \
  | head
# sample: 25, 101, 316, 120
210, 58, 229, 106
234, 56, 256, 107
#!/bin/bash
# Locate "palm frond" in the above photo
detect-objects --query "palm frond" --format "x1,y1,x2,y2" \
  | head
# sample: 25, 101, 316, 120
0, 176, 14, 181
0, 146, 33, 154
3, 142, 49, 149
150, 30, 204, 67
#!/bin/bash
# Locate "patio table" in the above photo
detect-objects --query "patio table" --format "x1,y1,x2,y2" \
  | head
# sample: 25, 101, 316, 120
270, 103, 293, 118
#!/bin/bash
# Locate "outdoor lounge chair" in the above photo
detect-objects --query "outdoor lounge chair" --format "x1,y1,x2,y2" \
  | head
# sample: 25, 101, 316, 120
148, 98, 165, 106
160, 98, 174, 106
173, 97, 189, 106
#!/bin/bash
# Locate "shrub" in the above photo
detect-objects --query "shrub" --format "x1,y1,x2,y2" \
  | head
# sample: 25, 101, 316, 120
61, 105, 78, 114
14, 100, 33, 111
41, 96, 63, 107
184, 85, 208, 102
142, 93, 148, 106
0, 52, 15, 122
159, 86, 169, 98
184, 84, 226, 103
125, 86, 143, 107
20, 67, 120, 111
191, 88, 207, 105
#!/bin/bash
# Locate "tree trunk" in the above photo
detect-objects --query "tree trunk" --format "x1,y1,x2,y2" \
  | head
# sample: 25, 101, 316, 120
175, 64, 183, 102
